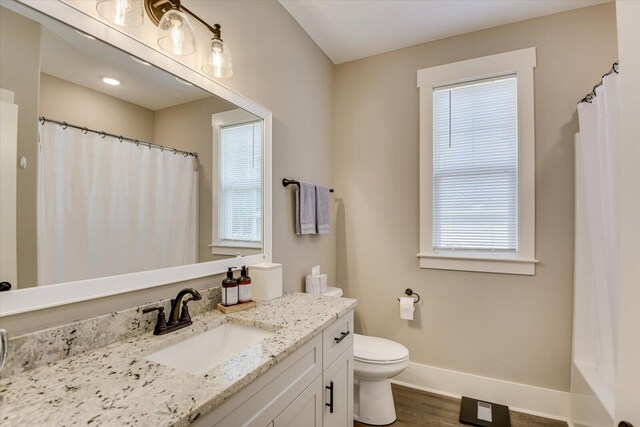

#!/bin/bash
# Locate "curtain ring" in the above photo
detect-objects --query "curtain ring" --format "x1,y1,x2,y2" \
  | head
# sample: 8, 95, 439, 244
99, 131, 106, 139
82, 127, 88, 134
39, 117, 45, 125
118, 135, 123, 143
61, 122, 68, 130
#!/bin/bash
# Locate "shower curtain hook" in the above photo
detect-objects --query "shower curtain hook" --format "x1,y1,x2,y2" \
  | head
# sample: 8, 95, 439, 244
118, 135, 123, 143
61, 122, 68, 130
160, 146, 164, 152
148, 142, 152, 150
135, 140, 139, 146
173, 149, 177, 155
82, 127, 88, 134
39, 117, 45, 125
99, 131, 106, 139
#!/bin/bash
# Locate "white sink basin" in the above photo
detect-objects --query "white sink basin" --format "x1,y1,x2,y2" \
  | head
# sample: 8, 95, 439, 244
145, 323, 275, 376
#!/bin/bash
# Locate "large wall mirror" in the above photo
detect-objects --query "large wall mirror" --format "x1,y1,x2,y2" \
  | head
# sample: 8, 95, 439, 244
0, 0, 272, 316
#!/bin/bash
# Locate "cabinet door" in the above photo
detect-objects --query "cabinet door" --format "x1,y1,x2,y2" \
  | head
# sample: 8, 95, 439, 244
273, 376, 323, 427
323, 345, 354, 427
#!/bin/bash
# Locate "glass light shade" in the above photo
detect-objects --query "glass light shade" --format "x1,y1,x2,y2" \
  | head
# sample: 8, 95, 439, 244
202, 38, 233, 78
96, 0, 144, 27
157, 9, 196, 56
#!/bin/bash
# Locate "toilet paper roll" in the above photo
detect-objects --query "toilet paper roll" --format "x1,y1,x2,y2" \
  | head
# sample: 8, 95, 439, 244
400, 297, 415, 320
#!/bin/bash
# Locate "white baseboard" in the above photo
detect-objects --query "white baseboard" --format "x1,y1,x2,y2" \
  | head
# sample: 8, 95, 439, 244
391, 362, 571, 423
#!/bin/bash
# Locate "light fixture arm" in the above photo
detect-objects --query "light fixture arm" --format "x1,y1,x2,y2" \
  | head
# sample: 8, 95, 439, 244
146, 0, 221, 39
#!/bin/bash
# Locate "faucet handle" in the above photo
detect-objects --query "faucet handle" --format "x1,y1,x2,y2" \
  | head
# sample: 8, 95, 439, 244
143, 306, 167, 335
179, 298, 195, 323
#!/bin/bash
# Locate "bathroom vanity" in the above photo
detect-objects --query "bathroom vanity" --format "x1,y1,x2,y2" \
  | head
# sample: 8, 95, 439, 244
0, 293, 356, 426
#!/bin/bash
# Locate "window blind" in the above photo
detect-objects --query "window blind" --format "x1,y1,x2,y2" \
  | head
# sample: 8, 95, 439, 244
219, 121, 262, 244
432, 75, 518, 252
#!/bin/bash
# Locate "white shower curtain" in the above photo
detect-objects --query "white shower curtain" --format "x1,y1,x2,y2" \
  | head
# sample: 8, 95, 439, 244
576, 72, 620, 390
37, 122, 197, 285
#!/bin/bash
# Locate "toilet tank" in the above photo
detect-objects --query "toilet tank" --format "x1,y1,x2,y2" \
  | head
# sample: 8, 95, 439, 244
323, 287, 343, 297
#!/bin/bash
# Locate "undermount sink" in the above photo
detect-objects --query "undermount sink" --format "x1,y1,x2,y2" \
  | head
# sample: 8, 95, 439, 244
145, 323, 275, 376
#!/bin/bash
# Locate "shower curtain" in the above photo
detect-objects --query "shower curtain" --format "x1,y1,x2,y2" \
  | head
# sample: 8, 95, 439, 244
576, 71, 620, 390
37, 122, 197, 285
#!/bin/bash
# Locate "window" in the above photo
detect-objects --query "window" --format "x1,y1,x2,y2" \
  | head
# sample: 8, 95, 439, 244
418, 48, 537, 275
219, 121, 262, 245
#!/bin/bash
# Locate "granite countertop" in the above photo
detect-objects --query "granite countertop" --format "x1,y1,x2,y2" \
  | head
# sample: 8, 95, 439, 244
0, 293, 356, 426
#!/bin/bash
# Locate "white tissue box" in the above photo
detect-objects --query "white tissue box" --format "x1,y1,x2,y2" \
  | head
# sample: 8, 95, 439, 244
306, 274, 327, 295
250, 262, 282, 301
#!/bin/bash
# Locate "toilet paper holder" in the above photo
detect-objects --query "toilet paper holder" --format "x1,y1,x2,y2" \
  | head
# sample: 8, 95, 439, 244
397, 288, 420, 304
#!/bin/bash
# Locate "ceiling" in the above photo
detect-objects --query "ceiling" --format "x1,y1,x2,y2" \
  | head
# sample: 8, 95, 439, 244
279, 0, 611, 64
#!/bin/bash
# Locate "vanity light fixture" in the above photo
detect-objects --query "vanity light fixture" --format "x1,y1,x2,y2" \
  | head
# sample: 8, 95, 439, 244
146, 0, 233, 78
96, 0, 144, 28
102, 77, 121, 86
96, 0, 233, 78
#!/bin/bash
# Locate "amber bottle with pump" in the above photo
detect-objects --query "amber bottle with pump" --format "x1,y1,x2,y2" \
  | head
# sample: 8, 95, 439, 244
222, 267, 239, 306
238, 266, 252, 303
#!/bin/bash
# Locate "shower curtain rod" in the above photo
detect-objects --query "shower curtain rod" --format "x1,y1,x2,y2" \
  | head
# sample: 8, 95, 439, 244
38, 116, 198, 158
579, 61, 619, 104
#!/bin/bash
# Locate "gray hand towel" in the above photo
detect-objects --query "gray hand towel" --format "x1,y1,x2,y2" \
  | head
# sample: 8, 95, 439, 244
316, 185, 330, 235
296, 181, 316, 235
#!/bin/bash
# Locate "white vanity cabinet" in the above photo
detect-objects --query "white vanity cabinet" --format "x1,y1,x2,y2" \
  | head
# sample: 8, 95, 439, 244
196, 309, 354, 427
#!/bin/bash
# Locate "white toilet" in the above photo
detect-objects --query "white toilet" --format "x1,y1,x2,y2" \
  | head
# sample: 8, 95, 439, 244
323, 287, 410, 425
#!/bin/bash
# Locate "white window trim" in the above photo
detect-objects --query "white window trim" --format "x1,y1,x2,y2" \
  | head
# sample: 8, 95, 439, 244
417, 48, 538, 275
211, 109, 263, 257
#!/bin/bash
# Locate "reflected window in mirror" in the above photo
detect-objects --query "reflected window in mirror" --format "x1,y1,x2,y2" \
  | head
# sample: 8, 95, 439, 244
211, 110, 263, 257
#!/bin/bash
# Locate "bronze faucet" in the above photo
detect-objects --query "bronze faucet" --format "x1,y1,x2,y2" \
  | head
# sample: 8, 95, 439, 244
143, 288, 202, 335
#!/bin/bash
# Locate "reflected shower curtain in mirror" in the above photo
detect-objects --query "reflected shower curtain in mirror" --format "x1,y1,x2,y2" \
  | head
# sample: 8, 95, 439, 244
37, 123, 197, 285
576, 71, 620, 390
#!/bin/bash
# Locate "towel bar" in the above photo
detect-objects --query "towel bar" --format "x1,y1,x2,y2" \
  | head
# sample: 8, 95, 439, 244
282, 178, 334, 192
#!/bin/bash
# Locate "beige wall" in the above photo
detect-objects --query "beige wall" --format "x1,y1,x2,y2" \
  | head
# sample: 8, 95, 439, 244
153, 97, 239, 263
0, 7, 40, 288
0, 0, 334, 334
39, 73, 155, 143
334, 3, 618, 392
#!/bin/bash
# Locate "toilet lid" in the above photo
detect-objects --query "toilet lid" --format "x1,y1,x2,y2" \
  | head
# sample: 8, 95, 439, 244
354, 334, 409, 363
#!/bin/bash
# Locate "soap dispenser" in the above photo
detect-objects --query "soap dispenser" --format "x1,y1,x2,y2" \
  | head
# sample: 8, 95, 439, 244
238, 266, 252, 303
222, 267, 239, 306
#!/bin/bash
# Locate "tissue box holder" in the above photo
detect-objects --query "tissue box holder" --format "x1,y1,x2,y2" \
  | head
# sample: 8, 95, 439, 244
250, 262, 283, 301
306, 274, 327, 295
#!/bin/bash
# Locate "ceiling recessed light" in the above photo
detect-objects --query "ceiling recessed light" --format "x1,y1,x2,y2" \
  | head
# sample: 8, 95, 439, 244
130, 55, 151, 66
175, 77, 193, 86
75, 30, 96, 40
102, 77, 121, 86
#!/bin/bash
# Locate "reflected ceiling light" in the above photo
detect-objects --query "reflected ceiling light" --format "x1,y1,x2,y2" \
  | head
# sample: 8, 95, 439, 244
75, 30, 96, 40
102, 77, 121, 86
175, 77, 193, 86
202, 24, 233, 78
96, 0, 144, 27
130, 55, 151, 66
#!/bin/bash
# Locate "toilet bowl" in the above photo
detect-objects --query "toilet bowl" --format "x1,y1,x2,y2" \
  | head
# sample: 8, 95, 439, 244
323, 287, 410, 425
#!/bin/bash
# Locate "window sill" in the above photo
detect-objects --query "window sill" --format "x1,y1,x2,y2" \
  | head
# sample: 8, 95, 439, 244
209, 243, 262, 257
417, 252, 538, 275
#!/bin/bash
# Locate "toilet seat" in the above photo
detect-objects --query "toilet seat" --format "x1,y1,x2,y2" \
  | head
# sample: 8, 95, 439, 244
354, 334, 409, 364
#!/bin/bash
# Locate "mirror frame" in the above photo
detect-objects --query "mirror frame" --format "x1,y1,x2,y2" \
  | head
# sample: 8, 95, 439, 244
0, 0, 272, 316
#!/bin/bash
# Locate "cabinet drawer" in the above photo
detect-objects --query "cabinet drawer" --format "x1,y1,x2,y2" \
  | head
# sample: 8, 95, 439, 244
322, 310, 354, 369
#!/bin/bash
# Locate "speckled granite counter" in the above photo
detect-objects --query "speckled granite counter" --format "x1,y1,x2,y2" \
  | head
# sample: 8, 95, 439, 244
0, 293, 356, 426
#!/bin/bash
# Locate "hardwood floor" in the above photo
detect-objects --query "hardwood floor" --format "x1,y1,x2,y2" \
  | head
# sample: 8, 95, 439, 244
354, 384, 567, 427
